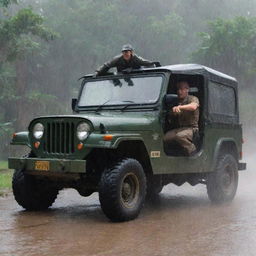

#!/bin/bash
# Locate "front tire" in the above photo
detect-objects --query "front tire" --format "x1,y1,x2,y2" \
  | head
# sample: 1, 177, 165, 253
99, 158, 146, 222
207, 154, 238, 203
12, 169, 58, 210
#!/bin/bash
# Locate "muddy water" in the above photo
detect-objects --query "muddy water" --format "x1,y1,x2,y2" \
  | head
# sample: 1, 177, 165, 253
1, 154, 255, 256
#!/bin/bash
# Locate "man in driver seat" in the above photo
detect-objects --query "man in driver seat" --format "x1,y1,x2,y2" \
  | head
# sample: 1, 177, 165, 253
164, 81, 199, 156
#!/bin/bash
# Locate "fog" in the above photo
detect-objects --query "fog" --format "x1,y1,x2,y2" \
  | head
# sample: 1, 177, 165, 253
1, 0, 256, 159
2, 3, 256, 256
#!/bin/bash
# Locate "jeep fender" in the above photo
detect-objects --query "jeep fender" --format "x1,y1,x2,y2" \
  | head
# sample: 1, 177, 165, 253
86, 136, 153, 176
85, 133, 144, 149
112, 135, 145, 148
11, 132, 31, 147
113, 139, 153, 176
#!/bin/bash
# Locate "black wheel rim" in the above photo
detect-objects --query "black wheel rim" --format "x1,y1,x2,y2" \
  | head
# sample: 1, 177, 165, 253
120, 172, 140, 208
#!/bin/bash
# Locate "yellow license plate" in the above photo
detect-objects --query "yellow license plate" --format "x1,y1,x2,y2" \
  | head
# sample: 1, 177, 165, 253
35, 161, 50, 171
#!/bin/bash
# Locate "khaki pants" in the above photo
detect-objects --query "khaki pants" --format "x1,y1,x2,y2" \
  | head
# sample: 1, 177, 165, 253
163, 127, 196, 155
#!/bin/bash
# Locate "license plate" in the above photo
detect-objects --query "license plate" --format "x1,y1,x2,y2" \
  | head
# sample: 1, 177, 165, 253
35, 161, 50, 171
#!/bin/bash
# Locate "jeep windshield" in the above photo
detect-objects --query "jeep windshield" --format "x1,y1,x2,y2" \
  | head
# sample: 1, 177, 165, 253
78, 75, 163, 109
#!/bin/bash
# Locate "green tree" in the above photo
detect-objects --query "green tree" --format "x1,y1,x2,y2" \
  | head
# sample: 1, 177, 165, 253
0, 7, 57, 131
192, 17, 256, 87
0, 0, 16, 8
192, 16, 256, 127
22, 0, 186, 116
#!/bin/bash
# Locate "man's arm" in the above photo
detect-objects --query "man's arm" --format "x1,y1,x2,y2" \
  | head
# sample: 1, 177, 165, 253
96, 55, 120, 75
172, 96, 199, 113
173, 102, 198, 113
134, 55, 154, 67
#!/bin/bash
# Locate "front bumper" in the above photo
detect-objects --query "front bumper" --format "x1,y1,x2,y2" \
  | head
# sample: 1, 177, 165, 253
8, 157, 86, 173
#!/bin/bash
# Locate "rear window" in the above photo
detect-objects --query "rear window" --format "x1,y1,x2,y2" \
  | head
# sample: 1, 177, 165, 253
208, 81, 238, 123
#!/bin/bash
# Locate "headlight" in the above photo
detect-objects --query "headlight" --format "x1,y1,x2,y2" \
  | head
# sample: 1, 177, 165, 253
77, 122, 90, 140
33, 123, 44, 139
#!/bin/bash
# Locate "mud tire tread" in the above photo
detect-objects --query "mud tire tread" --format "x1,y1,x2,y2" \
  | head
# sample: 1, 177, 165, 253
99, 158, 146, 222
12, 168, 58, 210
207, 154, 238, 203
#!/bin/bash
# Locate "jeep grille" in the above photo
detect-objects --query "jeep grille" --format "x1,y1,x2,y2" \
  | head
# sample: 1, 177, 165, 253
43, 122, 75, 154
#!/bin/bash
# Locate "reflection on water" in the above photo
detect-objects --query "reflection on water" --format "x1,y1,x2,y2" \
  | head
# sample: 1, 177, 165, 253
1, 171, 256, 256
0, 150, 255, 256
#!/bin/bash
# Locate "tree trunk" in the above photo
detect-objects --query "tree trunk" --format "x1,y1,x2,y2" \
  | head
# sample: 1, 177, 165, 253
15, 58, 29, 131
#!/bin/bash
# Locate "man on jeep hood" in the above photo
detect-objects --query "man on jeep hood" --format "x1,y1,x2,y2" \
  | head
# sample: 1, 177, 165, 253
95, 44, 155, 75
164, 81, 199, 156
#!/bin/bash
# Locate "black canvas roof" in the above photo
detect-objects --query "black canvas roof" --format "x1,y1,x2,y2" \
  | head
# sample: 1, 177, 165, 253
142, 63, 237, 87
85, 63, 237, 87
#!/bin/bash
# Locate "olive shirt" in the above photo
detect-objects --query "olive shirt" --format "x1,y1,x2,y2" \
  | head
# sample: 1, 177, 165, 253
171, 95, 199, 128
96, 54, 154, 75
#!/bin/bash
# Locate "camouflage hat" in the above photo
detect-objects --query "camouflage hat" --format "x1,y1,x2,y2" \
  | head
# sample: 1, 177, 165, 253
122, 44, 134, 52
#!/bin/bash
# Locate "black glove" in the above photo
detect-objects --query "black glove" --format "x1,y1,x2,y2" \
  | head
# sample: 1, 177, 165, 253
93, 72, 99, 78
153, 61, 161, 67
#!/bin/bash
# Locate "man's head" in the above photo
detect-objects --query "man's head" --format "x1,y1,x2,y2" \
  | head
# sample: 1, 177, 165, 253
176, 81, 189, 100
121, 44, 133, 61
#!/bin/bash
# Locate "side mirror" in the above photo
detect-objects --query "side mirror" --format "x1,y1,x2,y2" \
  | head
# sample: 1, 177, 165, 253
164, 94, 178, 106
72, 98, 77, 111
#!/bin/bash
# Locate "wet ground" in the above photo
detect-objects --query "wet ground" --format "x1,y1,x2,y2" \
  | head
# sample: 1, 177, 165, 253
1, 153, 255, 256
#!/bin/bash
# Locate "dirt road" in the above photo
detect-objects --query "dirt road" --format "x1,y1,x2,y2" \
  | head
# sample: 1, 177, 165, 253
0, 154, 255, 256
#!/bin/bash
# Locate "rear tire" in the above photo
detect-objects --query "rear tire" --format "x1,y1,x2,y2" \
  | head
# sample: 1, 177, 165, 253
207, 154, 238, 203
12, 168, 58, 210
99, 158, 146, 222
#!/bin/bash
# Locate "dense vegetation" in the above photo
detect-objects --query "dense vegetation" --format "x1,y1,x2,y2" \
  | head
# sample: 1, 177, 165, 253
0, 0, 256, 159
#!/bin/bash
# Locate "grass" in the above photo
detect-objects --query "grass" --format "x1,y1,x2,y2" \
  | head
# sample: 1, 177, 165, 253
0, 161, 8, 170
0, 170, 12, 188
0, 161, 12, 195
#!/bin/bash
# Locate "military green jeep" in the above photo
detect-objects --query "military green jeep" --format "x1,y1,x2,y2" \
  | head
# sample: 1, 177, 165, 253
8, 64, 246, 222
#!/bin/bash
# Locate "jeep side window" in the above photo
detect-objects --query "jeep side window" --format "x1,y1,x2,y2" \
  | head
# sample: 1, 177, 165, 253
208, 81, 237, 123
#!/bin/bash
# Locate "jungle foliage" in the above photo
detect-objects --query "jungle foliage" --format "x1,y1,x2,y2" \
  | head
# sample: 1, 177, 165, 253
0, 0, 256, 158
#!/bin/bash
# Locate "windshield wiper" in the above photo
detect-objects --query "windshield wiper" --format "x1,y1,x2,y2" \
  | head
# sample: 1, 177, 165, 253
120, 101, 135, 111
95, 100, 112, 112
96, 100, 135, 112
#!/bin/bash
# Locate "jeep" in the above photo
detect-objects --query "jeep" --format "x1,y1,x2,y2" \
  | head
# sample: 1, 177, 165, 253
8, 64, 246, 222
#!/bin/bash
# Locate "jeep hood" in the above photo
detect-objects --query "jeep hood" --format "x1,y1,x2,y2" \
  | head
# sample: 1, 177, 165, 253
84, 113, 156, 131
32, 112, 158, 132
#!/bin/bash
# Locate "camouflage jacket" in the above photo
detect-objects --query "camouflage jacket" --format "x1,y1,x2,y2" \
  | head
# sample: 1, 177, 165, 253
96, 54, 154, 74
